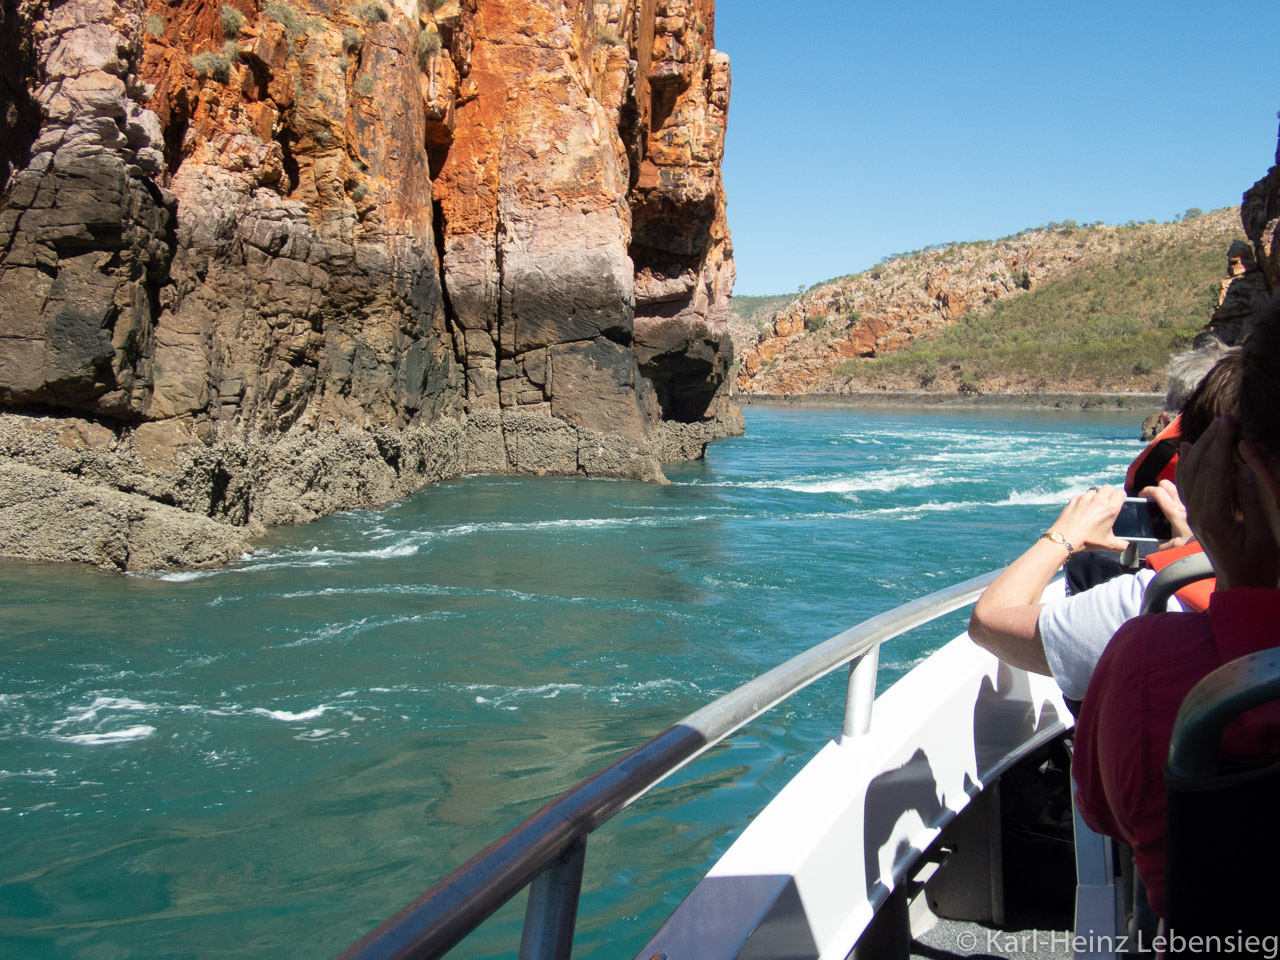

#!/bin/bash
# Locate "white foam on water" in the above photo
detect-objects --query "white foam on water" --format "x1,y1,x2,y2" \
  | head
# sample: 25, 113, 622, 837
53, 696, 160, 727
462, 681, 586, 697
997, 488, 1085, 507
250, 706, 329, 722
277, 583, 534, 601
272, 582, 641, 608
147, 570, 220, 582
834, 465, 1146, 519
248, 543, 419, 565
154, 541, 425, 580
182, 516, 740, 578
464, 677, 694, 709
1057, 473, 1131, 493
689, 467, 952, 495
278, 612, 451, 648
57, 725, 155, 745
295, 729, 335, 740
239, 559, 336, 572
846, 494, 1034, 520
436, 515, 720, 539
0, 768, 59, 779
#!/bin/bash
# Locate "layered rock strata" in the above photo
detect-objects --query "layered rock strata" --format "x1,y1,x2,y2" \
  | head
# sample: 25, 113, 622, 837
0, 0, 739, 570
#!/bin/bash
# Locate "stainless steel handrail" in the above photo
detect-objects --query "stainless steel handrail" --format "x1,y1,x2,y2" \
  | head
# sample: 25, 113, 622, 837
335, 569, 1001, 960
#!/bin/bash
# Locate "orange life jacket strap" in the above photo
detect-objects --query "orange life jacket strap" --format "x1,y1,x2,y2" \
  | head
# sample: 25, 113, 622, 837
1126, 415, 1182, 495
1144, 541, 1215, 612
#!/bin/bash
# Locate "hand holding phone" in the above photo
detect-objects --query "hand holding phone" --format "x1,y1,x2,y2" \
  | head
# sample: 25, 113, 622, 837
1112, 497, 1173, 542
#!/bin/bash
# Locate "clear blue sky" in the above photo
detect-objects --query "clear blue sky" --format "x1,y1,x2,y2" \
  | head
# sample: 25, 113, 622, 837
715, 1, 1279, 296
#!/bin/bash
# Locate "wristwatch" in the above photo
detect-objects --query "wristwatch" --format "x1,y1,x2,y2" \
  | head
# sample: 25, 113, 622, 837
1038, 531, 1075, 558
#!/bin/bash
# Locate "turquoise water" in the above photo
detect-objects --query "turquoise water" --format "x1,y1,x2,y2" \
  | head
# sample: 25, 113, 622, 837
0, 407, 1147, 959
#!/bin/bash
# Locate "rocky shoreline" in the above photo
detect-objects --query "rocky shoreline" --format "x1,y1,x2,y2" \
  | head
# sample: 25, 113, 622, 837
0, 405, 744, 573
737, 390, 1165, 413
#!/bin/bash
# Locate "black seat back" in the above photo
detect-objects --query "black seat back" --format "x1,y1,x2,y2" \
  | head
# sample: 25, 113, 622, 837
1164, 648, 1280, 948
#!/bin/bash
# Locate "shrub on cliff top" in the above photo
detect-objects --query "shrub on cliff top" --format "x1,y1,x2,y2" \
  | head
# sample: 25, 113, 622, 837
221, 40, 242, 61
191, 52, 232, 82
418, 28, 441, 69
265, 2, 324, 40
220, 4, 244, 37
144, 13, 165, 36
343, 27, 361, 51
354, 1, 389, 22
265, 1, 299, 34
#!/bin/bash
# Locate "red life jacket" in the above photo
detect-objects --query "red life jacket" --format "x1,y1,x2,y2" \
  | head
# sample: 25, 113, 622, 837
1144, 540, 1215, 612
1125, 415, 1182, 496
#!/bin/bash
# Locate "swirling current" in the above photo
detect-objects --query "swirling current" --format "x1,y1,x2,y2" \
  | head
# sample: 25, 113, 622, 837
0, 406, 1148, 959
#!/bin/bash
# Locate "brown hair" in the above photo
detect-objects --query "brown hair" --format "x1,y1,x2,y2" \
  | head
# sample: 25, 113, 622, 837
1240, 295, 1280, 456
1179, 347, 1242, 445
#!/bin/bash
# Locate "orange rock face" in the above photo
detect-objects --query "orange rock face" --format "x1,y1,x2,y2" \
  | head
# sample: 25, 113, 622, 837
0, 0, 740, 565
2, 0, 736, 437
435, 0, 736, 430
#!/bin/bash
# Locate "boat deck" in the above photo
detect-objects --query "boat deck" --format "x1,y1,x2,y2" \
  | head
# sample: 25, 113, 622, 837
914, 911, 1075, 960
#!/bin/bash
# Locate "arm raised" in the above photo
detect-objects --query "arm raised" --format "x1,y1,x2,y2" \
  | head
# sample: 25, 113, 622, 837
969, 485, 1128, 675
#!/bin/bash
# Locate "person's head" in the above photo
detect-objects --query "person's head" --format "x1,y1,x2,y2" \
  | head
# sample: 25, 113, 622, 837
1178, 348, 1242, 445
1166, 339, 1234, 414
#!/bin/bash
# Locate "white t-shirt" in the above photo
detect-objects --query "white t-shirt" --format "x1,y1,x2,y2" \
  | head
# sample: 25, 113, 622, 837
1039, 569, 1186, 701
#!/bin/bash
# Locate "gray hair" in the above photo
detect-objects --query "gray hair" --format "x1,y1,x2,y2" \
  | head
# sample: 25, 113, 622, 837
1165, 339, 1233, 413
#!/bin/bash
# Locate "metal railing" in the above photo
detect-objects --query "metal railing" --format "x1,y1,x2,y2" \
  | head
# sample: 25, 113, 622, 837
335, 569, 1002, 960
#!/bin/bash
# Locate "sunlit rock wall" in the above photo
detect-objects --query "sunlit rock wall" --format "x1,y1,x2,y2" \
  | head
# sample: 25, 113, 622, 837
0, 0, 739, 569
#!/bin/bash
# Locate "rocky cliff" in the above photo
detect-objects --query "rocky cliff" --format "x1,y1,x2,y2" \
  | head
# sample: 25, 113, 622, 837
737, 209, 1255, 396
1208, 131, 1280, 344
739, 125, 1280, 399
0, 0, 740, 570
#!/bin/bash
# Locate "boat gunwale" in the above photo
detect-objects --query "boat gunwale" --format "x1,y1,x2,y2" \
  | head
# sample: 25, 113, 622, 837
335, 569, 1002, 960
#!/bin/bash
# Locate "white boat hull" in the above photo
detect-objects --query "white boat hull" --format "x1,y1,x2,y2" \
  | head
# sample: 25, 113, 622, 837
638, 635, 1074, 960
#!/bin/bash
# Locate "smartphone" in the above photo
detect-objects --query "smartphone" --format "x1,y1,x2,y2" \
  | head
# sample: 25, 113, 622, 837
1113, 497, 1173, 542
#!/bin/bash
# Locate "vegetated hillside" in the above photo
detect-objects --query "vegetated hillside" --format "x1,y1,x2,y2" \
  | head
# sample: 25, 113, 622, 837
738, 209, 1248, 395
727, 293, 797, 358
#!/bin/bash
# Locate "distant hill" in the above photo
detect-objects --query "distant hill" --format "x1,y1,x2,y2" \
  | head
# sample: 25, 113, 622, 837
727, 293, 797, 358
736, 209, 1247, 395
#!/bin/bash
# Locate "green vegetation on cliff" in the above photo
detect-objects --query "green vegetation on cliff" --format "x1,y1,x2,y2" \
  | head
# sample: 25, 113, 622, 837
730, 293, 796, 318
843, 230, 1224, 392
727, 292, 798, 359
739, 209, 1247, 395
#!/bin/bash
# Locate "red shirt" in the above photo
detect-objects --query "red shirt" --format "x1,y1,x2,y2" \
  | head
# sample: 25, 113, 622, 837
1073, 588, 1280, 916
